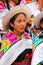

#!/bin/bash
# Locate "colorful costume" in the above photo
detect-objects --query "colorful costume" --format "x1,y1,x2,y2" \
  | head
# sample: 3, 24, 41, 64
31, 30, 43, 65
0, 1, 5, 12
0, 31, 32, 65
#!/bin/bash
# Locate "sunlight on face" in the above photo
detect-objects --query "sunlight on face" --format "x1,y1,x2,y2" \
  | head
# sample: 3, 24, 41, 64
40, 23, 43, 28
12, 14, 27, 33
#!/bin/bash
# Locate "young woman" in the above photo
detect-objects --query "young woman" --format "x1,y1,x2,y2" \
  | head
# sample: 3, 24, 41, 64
0, 5, 32, 65
31, 12, 43, 65
4, 0, 21, 10
0, 0, 21, 11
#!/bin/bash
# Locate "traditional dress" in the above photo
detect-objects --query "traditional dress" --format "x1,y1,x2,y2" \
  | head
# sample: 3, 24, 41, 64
31, 33, 43, 65
0, 31, 32, 65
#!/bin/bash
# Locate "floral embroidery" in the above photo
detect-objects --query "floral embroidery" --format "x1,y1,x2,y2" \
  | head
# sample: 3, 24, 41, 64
32, 36, 43, 51
24, 32, 31, 38
4, 32, 18, 44
0, 39, 11, 51
0, 52, 4, 58
0, 32, 30, 58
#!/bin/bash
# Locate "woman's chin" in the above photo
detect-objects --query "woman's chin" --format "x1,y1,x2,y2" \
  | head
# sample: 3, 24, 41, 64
19, 30, 24, 33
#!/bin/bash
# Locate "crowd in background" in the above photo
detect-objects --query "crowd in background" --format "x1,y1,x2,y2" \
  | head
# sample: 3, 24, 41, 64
0, 0, 43, 65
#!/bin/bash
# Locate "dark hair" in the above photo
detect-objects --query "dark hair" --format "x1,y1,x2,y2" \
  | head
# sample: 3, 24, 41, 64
40, 17, 43, 24
31, 15, 34, 18
5, 0, 21, 10
34, 26, 39, 30
5, 0, 10, 10
39, 17, 43, 30
9, 13, 26, 31
16, 0, 21, 5
39, 30, 43, 38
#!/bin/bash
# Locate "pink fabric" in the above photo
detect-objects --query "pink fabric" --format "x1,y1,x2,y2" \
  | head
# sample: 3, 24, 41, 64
20, 0, 25, 5
0, 1, 5, 12
9, 4, 14, 9
0, 52, 4, 58
0, 1, 4, 6
4, 32, 18, 44
24, 32, 30, 38
0, 31, 30, 58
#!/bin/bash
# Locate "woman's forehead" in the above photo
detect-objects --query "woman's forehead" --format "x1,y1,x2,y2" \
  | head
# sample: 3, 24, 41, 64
15, 13, 26, 19
17, 13, 26, 17
14, 14, 26, 21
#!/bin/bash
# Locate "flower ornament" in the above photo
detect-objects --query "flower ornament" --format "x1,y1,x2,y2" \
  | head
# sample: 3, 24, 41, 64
4, 32, 18, 44
0, 39, 11, 51
0, 1, 5, 12
0, 32, 31, 58
24, 32, 31, 38
0, 52, 4, 58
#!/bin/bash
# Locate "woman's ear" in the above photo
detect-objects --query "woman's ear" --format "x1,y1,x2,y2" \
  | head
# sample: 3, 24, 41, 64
10, 23, 14, 27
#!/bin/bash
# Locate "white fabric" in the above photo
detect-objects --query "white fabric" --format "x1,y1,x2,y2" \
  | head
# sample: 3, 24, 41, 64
0, 9, 9, 18
0, 1, 43, 18
1, 38, 32, 65
0, 19, 3, 30
0, 1, 42, 30
31, 42, 43, 65
26, 1, 41, 17
0, 1, 42, 18
32, 11, 43, 28
0, 9, 9, 30
0, 34, 2, 42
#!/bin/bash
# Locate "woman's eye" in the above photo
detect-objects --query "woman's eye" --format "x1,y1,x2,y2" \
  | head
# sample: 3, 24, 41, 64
23, 20, 26, 22
18, 20, 21, 23
17, 19, 26, 23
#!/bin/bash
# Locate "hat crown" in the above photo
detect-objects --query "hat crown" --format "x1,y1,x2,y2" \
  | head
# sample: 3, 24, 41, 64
2, 5, 31, 30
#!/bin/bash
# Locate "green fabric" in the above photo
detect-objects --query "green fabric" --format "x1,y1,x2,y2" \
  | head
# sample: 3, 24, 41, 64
32, 0, 35, 2
8, 29, 12, 32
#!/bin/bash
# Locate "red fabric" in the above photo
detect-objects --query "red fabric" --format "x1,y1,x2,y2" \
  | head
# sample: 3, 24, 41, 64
25, 0, 32, 3
0, 1, 4, 6
12, 62, 30, 65
12, 52, 32, 65
25, 54, 32, 59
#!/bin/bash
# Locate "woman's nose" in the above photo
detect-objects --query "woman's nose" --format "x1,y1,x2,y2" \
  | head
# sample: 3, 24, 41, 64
21, 21, 26, 26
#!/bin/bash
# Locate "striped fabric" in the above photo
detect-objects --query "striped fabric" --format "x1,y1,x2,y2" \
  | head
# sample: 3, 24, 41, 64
32, 36, 43, 65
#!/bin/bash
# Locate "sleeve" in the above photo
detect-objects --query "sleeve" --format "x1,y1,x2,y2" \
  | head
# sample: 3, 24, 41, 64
31, 42, 43, 65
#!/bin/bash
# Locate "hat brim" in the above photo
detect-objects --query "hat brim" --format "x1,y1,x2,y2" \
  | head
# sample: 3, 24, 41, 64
33, 12, 43, 28
2, 5, 31, 30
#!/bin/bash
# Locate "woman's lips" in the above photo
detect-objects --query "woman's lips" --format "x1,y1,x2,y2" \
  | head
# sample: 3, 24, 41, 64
20, 27, 25, 29
20, 27, 25, 30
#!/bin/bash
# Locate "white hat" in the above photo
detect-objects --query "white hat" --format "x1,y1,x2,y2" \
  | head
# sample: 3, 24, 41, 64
33, 11, 43, 28
2, 5, 31, 30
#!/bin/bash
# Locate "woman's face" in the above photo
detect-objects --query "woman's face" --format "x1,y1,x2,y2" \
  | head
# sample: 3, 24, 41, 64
11, 14, 27, 33
14, 0, 19, 4
9, 0, 19, 4
40, 22, 43, 28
